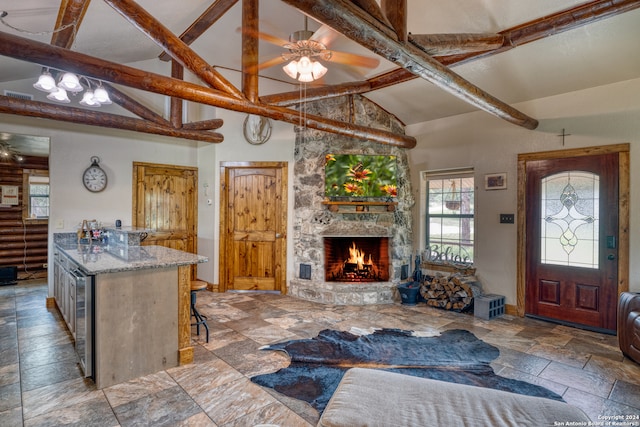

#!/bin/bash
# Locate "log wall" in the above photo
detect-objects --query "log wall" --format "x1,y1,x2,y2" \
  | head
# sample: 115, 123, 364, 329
0, 156, 49, 280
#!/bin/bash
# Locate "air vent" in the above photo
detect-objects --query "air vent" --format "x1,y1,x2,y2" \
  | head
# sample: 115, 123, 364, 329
3, 90, 34, 101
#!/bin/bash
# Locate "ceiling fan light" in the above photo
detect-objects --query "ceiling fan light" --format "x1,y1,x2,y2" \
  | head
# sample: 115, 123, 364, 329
58, 72, 83, 92
283, 60, 299, 79
298, 72, 314, 83
47, 87, 71, 103
93, 86, 112, 104
311, 61, 328, 80
33, 70, 57, 92
79, 90, 101, 107
297, 56, 313, 74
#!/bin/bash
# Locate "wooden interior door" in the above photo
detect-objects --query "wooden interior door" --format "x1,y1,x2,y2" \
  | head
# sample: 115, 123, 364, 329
132, 161, 197, 254
220, 162, 287, 293
525, 153, 619, 333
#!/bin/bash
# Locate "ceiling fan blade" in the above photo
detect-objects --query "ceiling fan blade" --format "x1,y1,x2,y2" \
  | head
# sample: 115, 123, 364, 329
310, 24, 339, 47
236, 26, 290, 47
257, 55, 287, 71
328, 51, 380, 69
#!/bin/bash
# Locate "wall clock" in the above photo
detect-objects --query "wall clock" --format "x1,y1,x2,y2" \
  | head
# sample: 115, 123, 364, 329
83, 156, 108, 192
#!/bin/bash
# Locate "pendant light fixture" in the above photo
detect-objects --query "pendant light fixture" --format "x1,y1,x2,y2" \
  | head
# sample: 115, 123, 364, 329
32, 67, 112, 108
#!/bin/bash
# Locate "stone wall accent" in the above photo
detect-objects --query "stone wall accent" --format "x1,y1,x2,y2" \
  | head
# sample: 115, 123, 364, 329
289, 94, 414, 304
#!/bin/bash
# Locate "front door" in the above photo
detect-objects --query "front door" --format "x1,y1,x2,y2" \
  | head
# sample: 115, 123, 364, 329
525, 153, 619, 332
132, 161, 197, 254
220, 162, 287, 293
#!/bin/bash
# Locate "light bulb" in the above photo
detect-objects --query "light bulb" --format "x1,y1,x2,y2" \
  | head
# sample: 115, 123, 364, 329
47, 87, 70, 103
58, 72, 83, 92
298, 72, 314, 83
297, 56, 312, 74
79, 90, 101, 107
283, 60, 299, 79
93, 86, 112, 104
311, 61, 327, 80
33, 70, 57, 92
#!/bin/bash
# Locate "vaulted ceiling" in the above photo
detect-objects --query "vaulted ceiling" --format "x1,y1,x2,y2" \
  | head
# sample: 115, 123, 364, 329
1, 0, 639, 149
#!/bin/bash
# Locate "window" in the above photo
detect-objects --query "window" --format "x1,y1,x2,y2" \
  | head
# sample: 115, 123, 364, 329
22, 170, 49, 220
424, 169, 475, 264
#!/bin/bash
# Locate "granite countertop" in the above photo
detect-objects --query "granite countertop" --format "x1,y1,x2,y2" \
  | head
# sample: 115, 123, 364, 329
55, 243, 208, 275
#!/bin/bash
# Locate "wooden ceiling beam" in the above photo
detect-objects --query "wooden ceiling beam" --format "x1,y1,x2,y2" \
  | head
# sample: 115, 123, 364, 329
409, 33, 505, 56
0, 31, 415, 148
103, 0, 244, 99
351, 0, 395, 31
0, 96, 224, 143
242, 0, 259, 103
159, 0, 239, 62
50, 0, 92, 48
170, 61, 184, 128
260, 81, 372, 107
381, 0, 407, 42
182, 119, 224, 131
283, 0, 538, 130
105, 85, 172, 126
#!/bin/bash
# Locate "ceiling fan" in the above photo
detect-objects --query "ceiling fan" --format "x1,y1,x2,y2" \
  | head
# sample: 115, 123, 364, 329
250, 17, 380, 83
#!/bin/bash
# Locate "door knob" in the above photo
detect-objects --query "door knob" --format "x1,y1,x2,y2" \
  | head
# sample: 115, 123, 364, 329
276, 233, 282, 238
607, 254, 616, 260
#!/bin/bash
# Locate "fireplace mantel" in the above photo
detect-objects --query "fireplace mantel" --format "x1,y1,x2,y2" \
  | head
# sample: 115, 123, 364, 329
322, 200, 398, 213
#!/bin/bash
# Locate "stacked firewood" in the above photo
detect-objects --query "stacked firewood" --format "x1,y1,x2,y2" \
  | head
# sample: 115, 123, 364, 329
419, 272, 482, 312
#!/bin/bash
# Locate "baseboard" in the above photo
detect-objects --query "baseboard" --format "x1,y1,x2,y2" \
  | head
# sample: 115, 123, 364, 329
505, 304, 518, 316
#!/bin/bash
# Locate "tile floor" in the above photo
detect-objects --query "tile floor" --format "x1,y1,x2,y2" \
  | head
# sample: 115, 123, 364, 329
1, 280, 639, 426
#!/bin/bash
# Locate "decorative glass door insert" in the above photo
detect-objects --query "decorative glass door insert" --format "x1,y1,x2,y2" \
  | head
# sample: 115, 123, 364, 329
540, 171, 599, 268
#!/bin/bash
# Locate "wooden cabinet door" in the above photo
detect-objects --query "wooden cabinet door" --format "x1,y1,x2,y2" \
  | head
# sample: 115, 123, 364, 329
220, 162, 287, 293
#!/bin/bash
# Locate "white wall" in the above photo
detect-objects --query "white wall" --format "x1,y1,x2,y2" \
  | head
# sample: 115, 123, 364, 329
406, 77, 640, 304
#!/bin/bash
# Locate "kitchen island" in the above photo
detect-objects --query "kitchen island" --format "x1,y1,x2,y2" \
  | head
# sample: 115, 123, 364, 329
53, 234, 207, 389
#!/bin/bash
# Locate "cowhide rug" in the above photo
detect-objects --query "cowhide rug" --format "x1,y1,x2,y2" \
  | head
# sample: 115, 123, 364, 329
251, 328, 562, 413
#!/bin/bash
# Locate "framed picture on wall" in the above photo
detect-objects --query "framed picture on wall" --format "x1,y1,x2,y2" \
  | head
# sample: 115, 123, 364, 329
485, 173, 507, 190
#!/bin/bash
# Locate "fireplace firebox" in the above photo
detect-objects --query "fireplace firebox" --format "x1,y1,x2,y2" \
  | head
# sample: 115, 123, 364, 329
324, 237, 390, 282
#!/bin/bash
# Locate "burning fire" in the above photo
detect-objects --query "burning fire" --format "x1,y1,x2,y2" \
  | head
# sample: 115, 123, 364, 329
346, 241, 372, 270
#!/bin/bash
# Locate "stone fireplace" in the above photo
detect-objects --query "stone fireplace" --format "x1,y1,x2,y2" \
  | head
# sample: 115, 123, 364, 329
288, 94, 414, 305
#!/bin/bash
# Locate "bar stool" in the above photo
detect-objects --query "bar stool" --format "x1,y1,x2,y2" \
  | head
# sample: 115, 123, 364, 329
190, 280, 209, 343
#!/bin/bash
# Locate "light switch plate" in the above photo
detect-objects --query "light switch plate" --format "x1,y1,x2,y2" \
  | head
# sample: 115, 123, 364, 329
499, 214, 515, 224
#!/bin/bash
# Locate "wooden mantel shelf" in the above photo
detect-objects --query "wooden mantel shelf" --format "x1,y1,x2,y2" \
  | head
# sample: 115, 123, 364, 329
322, 200, 397, 212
